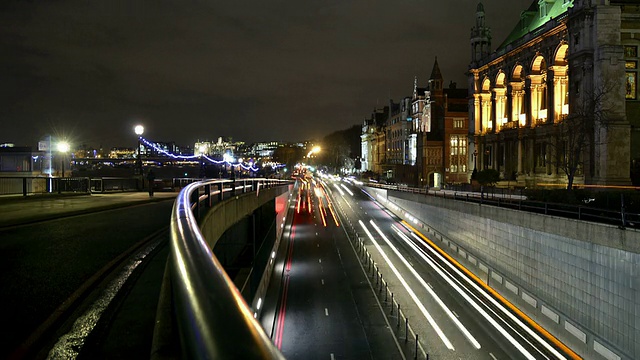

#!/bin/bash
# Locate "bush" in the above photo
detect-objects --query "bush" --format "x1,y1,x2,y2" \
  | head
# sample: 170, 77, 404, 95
475, 169, 500, 186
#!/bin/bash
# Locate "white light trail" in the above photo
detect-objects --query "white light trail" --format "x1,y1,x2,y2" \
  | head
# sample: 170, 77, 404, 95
366, 222, 480, 349
404, 231, 554, 360
358, 220, 455, 351
340, 184, 354, 196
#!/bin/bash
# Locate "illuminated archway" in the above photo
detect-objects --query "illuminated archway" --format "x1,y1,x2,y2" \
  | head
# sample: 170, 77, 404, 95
529, 55, 547, 124
511, 64, 527, 126
481, 77, 492, 131
552, 43, 569, 121
494, 72, 508, 128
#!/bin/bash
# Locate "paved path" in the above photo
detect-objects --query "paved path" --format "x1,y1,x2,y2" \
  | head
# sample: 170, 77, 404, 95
0, 192, 177, 228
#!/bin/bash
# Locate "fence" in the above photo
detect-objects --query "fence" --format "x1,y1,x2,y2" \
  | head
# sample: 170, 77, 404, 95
368, 182, 640, 230
0, 176, 90, 196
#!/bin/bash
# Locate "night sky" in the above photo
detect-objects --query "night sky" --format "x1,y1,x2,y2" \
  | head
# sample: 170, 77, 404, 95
1, 0, 532, 149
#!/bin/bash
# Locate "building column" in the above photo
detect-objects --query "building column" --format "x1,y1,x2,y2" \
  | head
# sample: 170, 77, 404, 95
491, 91, 497, 132
546, 69, 555, 124
524, 78, 532, 127
506, 85, 513, 123
474, 95, 481, 133
517, 138, 523, 174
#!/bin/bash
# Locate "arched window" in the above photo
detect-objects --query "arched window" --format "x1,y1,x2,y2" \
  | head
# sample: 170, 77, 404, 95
530, 56, 548, 124
553, 43, 570, 121
481, 78, 492, 131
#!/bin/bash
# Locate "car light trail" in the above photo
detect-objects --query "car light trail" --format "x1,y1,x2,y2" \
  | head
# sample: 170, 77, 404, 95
397, 230, 539, 359
339, 184, 354, 196
402, 222, 578, 360
365, 222, 480, 349
333, 184, 345, 196
358, 220, 455, 351
321, 185, 340, 226
274, 275, 290, 349
317, 196, 327, 227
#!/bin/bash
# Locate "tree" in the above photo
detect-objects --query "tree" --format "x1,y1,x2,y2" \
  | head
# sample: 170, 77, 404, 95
272, 145, 303, 170
548, 82, 617, 190
317, 125, 361, 173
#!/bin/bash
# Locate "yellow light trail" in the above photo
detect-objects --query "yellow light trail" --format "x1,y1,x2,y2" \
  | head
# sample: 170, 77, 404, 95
322, 185, 340, 227
402, 221, 581, 360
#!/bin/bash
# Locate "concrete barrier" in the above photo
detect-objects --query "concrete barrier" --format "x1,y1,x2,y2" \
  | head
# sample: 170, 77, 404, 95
364, 186, 639, 360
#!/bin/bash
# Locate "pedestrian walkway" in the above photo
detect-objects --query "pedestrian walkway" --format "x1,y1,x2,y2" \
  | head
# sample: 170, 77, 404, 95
0, 191, 177, 228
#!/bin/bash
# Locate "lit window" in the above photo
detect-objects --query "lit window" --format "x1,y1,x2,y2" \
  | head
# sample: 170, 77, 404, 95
625, 45, 638, 100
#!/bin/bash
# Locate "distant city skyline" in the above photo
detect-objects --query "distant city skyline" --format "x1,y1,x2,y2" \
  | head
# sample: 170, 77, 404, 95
1, 0, 532, 149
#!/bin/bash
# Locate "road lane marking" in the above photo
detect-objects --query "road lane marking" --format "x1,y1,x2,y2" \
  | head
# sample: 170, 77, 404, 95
319, 258, 322, 263
452, 311, 459, 318
330, 353, 335, 360
325, 308, 329, 316
489, 353, 498, 360
321, 279, 324, 285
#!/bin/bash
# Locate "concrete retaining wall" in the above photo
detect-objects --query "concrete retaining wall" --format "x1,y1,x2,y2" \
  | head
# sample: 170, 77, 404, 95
199, 185, 289, 249
365, 186, 639, 360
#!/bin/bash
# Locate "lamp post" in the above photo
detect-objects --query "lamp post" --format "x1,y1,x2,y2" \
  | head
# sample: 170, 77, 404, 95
307, 146, 321, 171
134, 125, 144, 176
472, 149, 478, 171
57, 141, 70, 177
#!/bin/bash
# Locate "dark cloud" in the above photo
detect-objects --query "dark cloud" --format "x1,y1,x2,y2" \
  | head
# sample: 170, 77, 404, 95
1, 0, 532, 148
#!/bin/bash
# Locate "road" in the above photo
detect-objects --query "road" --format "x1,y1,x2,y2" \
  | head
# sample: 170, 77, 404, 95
270, 178, 406, 360
0, 200, 174, 359
323, 176, 580, 360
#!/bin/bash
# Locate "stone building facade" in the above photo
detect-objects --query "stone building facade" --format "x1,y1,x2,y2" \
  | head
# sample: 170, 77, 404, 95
416, 58, 470, 187
468, 0, 638, 187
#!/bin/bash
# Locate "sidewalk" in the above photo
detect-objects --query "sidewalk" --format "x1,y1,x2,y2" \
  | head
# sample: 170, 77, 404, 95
0, 191, 178, 228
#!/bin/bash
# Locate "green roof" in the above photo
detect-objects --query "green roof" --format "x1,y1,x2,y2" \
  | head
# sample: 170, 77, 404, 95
497, 0, 572, 51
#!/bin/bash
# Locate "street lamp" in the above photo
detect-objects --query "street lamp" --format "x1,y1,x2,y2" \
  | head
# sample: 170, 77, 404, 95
134, 125, 144, 176
307, 146, 321, 158
57, 141, 70, 177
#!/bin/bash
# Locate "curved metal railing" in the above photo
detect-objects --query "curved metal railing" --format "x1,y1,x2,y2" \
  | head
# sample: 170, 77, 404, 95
169, 178, 288, 359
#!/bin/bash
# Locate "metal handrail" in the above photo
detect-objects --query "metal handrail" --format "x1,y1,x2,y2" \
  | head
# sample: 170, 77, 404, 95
169, 178, 286, 359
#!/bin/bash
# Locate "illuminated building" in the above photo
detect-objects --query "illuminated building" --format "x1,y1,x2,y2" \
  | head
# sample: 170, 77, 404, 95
468, 1, 637, 186
360, 107, 389, 173
415, 58, 470, 188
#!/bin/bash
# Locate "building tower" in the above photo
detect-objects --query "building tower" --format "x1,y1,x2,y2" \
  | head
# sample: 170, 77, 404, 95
470, 2, 491, 63
428, 56, 443, 93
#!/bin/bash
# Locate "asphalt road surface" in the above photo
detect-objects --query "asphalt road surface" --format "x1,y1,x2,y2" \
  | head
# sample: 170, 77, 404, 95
270, 179, 405, 360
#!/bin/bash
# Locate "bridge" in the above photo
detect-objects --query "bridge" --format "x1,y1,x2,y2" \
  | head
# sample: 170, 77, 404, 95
0, 176, 637, 360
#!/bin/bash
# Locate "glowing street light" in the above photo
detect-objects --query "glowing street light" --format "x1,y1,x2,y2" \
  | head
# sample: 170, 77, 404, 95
57, 141, 70, 177
307, 146, 321, 158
